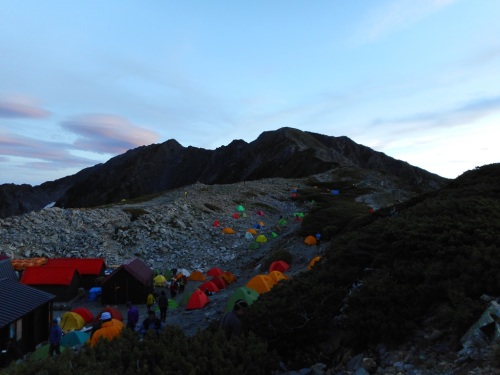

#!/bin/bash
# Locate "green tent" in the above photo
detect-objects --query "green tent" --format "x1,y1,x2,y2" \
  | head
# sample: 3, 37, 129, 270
225, 287, 260, 312
242, 212, 248, 218
168, 298, 179, 309
236, 205, 245, 212
270, 232, 278, 238
278, 219, 287, 226
293, 212, 304, 218
164, 269, 173, 279
249, 242, 260, 250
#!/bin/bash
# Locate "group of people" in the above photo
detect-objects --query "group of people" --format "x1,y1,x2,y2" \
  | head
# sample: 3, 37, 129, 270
45, 295, 248, 357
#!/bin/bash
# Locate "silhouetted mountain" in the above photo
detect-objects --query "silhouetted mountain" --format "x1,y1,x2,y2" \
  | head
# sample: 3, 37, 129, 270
0, 127, 447, 218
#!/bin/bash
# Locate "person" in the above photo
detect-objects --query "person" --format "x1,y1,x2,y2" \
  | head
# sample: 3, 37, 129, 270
157, 291, 168, 323
126, 301, 139, 330
141, 310, 162, 335
146, 292, 155, 311
220, 299, 248, 340
169, 279, 177, 299
48, 318, 62, 357
90, 312, 123, 347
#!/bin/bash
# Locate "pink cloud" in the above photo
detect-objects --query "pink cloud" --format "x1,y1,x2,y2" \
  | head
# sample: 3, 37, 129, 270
61, 114, 160, 154
0, 98, 50, 119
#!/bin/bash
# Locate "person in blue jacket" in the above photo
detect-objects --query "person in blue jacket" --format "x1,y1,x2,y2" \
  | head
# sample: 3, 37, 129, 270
48, 319, 62, 356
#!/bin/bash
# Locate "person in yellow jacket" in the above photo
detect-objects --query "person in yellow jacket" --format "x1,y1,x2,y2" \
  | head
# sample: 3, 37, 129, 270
146, 293, 156, 311
90, 312, 123, 347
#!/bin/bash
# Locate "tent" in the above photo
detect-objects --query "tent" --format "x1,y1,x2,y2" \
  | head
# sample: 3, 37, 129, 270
61, 330, 90, 348
268, 270, 288, 283
180, 291, 193, 306
252, 223, 263, 230
246, 228, 257, 234
249, 242, 260, 250
246, 275, 276, 294
94, 306, 123, 323
212, 220, 220, 227
60, 311, 85, 333
207, 267, 223, 277
177, 268, 191, 277
278, 219, 287, 226
258, 221, 265, 227
168, 299, 179, 309
270, 232, 278, 238
331, 190, 340, 195
242, 212, 248, 218
269, 260, 289, 273
222, 227, 235, 234
225, 286, 260, 312
293, 212, 304, 218
199, 281, 219, 293
304, 235, 317, 246
188, 270, 206, 281
221, 271, 236, 285
163, 269, 174, 279
245, 232, 254, 240
255, 235, 268, 243
153, 275, 167, 287
71, 307, 94, 324
236, 205, 245, 212
232, 213, 240, 219
308, 256, 321, 270
256, 210, 264, 216
211, 277, 227, 290
186, 289, 210, 310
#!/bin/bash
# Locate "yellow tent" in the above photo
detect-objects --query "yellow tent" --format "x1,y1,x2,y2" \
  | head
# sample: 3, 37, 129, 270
268, 270, 288, 283
246, 274, 276, 294
255, 234, 268, 243
153, 275, 167, 287
222, 227, 235, 234
60, 311, 85, 333
308, 256, 321, 270
188, 270, 207, 281
304, 235, 317, 246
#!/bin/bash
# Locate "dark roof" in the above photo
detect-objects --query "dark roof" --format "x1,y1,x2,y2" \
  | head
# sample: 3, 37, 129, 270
0, 259, 17, 281
0, 278, 55, 328
45, 258, 106, 275
104, 258, 152, 286
20, 267, 80, 286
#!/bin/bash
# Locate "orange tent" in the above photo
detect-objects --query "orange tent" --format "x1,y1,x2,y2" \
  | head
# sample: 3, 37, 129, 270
220, 271, 236, 285
222, 227, 235, 234
246, 228, 258, 235
186, 289, 210, 310
188, 270, 206, 281
304, 235, 317, 246
246, 274, 276, 294
269, 260, 289, 273
268, 270, 288, 283
308, 256, 321, 270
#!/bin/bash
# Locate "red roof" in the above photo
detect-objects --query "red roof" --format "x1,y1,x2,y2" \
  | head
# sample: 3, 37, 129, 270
20, 266, 79, 286
45, 258, 105, 276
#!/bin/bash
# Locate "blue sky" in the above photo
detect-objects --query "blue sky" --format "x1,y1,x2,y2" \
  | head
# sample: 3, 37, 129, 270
1, 0, 499, 185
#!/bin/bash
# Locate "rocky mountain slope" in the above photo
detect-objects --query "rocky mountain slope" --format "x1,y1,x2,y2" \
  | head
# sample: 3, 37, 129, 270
0, 127, 446, 219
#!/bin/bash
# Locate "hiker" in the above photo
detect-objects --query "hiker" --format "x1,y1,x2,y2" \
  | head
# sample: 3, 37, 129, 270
170, 279, 177, 298
178, 277, 185, 294
157, 291, 168, 323
141, 310, 162, 335
220, 299, 248, 340
48, 318, 62, 356
90, 312, 123, 347
126, 301, 139, 330
146, 292, 155, 311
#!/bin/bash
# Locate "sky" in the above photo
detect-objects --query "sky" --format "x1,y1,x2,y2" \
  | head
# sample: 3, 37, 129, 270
1, 0, 499, 185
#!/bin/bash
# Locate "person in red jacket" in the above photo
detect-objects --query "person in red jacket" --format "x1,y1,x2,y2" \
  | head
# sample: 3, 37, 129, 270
90, 312, 123, 347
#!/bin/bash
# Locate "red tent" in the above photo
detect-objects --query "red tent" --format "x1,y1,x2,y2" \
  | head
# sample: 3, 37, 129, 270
256, 210, 264, 216
71, 307, 94, 324
269, 260, 290, 273
210, 277, 227, 290
207, 267, 223, 277
212, 220, 220, 227
199, 281, 219, 293
186, 289, 210, 310
232, 213, 239, 219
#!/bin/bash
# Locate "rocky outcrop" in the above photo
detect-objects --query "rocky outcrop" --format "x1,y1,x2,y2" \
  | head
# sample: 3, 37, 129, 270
0, 127, 447, 218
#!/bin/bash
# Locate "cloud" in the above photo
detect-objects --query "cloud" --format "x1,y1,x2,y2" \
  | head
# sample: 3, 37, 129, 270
0, 132, 99, 168
359, 0, 459, 42
0, 97, 50, 119
61, 114, 161, 154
